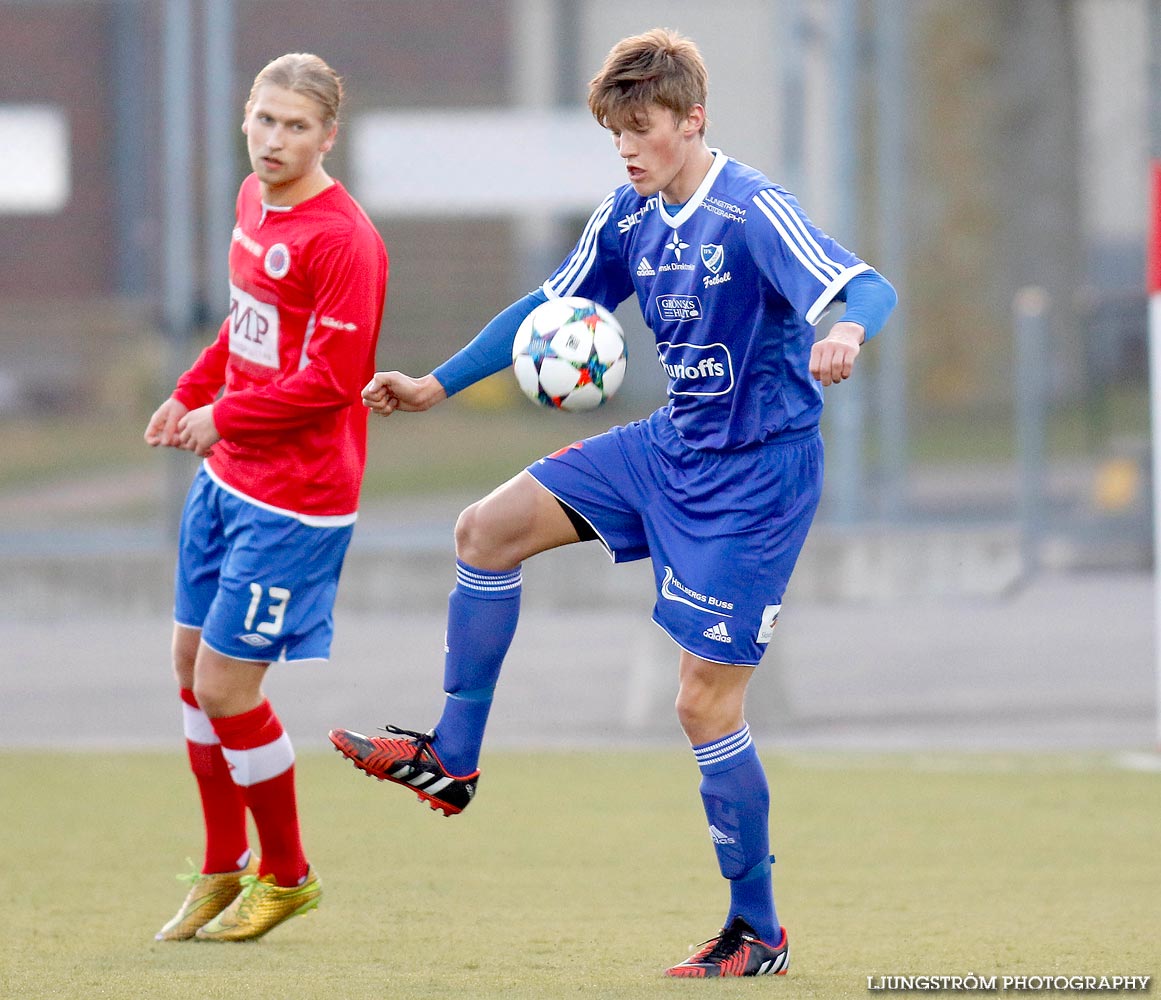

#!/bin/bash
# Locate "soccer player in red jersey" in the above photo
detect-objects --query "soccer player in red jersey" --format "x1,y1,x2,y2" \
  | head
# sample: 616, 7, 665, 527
144, 52, 388, 941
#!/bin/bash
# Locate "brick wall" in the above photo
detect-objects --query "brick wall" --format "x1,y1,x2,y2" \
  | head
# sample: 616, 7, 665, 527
0, 3, 116, 296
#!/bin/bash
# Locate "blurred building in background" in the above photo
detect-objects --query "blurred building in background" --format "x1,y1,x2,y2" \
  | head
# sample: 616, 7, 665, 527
0, 0, 1152, 558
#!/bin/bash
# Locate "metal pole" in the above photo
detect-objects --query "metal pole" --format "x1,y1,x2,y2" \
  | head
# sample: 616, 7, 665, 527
1145, 0, 1161, 748
162, 0, 197, 529
1014, 287, 1049, 579
112, 0, 148, 296
873, 0, 909, 520
779, 0, 806, 197
511, 0, 563, 293
203, 0, 235, 317
824, 0, 865, 524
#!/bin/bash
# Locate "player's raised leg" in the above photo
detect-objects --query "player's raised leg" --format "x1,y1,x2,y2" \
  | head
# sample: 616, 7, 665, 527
329, 471, 579, 814
666, 652, 789, 977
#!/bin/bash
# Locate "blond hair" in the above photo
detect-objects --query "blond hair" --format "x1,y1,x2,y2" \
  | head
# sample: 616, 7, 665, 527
588, 28, 708, 135
246, 52, 344, 127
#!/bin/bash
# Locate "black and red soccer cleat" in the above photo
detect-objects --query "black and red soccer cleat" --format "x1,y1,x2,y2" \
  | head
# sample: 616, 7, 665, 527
328, 725, 478, 816
665, 916, 789, 978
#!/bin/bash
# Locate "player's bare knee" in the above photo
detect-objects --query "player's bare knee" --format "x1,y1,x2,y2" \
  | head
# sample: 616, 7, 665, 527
171, 628, 199, 689
172, 653, 196, 690
676, 681, 745, 745
455, 499, 516, 568
454, 502, 488, 562
675, 686, 712, 739
190, 679, 227, 718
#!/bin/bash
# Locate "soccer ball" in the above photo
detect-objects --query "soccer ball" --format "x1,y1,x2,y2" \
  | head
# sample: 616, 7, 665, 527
512, 297, 627, 411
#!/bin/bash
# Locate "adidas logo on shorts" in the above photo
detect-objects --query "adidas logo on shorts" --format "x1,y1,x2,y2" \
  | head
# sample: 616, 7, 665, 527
703, 622, 732, 643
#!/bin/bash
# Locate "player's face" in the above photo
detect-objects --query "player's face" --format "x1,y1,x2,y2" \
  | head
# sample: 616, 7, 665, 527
611, 103, 707, 204
242, 84, 336, 205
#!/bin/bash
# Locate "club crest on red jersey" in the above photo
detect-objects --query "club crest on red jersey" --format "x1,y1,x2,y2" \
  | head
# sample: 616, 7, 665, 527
264, 243, 291, 279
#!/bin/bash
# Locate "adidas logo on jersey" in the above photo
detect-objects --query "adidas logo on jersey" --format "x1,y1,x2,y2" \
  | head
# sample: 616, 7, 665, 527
703, 622, 732, 643
636, 256, 656, 277
709, 824, 736, 845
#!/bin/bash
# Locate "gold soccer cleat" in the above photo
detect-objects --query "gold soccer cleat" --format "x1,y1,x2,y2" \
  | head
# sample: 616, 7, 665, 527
155, 854, 261, 941
194, 866, 321, 941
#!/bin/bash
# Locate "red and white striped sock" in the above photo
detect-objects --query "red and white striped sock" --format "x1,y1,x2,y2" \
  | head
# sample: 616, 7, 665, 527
179, 688, 249, 874
211, 700, 308, 887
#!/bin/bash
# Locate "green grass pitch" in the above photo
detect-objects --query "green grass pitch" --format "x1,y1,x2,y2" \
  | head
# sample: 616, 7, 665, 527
1, 749, 1157, 999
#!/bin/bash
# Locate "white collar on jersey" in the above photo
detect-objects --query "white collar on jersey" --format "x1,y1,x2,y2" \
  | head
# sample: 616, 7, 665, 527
657, 148, 728, 230
258, 201, 293, 228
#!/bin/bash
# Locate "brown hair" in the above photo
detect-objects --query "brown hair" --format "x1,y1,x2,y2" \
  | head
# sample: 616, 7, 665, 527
587, 28, 708, 135
246, 52, 344, 127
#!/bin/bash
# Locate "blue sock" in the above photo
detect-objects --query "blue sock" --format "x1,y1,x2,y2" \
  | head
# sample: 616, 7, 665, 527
693, 724, 780, 944
431, 560, 521, 776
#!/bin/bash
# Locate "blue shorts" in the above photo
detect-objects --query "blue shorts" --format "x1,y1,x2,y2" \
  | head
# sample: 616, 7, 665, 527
174, 468, 354, 663
527, 409, 822, 665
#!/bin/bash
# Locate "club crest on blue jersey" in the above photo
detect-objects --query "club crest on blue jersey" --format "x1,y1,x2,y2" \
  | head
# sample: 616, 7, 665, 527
700, 243, 724, 274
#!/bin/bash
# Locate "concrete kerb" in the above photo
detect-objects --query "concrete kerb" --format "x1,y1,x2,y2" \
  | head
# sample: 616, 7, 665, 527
0, 519, 1025, 621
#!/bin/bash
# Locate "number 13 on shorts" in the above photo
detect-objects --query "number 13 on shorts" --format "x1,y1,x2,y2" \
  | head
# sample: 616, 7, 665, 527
245, 583, 291, 636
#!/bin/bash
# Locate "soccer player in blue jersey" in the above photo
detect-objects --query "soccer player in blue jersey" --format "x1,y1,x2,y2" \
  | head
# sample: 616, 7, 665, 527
330, 27, 896, 977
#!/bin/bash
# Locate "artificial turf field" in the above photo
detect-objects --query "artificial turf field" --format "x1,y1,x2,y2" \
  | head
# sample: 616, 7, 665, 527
2, 749, 1156, 999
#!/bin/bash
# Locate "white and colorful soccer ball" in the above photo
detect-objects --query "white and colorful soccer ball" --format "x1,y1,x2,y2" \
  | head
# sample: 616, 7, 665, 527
511, 297, 627, 411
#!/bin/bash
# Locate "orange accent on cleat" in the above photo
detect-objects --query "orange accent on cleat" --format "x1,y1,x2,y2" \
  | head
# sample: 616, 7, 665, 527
665, 919, 788, 978
328, 726, 478, 816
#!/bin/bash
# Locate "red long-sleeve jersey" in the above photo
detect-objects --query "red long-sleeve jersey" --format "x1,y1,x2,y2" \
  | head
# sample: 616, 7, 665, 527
174, 174, 388, 522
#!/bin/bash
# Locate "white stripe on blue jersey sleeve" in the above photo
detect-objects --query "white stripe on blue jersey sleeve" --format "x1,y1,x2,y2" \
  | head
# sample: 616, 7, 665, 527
752, 189, 845, 285
542, 191, 617, 299
803, 262, 872, 325
751, 187, 870, 325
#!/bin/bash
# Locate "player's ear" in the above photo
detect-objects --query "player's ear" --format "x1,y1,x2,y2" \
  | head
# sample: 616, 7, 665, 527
683, 104, 706, 138
320, 124, 338, 154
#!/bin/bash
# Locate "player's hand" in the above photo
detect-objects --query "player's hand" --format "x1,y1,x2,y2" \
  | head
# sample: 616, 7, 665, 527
362, 371, 447, 415
143, 398, 189, 448
810, 322, 864, 387
176, 404, 221, 457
